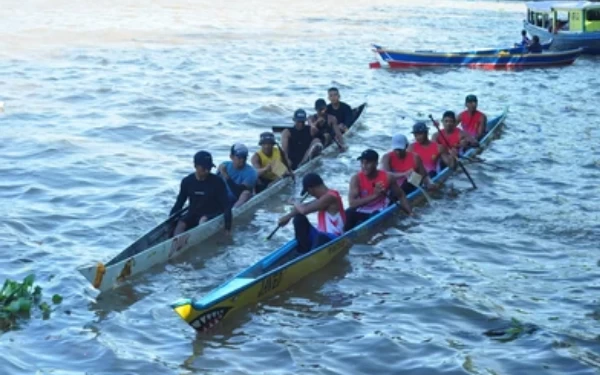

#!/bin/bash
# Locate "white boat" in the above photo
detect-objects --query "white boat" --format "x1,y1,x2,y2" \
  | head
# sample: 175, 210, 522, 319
77, 103, 368, 293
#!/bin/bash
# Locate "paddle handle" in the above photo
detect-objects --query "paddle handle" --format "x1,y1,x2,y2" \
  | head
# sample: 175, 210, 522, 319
428, 115, 477, 189
275, 142, 294, 180
266, 192, 309, 240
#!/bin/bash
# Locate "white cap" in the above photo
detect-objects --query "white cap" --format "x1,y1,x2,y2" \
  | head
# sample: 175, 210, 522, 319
391, 134, 408, 150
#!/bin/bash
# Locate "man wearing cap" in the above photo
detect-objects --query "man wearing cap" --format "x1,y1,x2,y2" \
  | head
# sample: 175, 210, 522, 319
407, 122, 454, 177
277, 172, 346, 254
281, 109, 323, 170
432, 111, 479, 160
326, 87, 354, 134
380, 134, 438, 195
309, 98, 346, 150
217, 143, 258, 208
458, 95, 487, 140
345, 149, 413, 231
170, 150, 232, 236
251, 132, 293, 193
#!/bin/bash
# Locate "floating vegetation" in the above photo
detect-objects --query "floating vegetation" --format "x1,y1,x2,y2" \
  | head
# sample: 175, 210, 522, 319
0, 274, 62, 331
483, 318, 539, 343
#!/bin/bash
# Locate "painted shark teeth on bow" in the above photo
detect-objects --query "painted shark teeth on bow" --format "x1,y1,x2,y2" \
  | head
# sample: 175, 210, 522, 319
189, 307, 232, 332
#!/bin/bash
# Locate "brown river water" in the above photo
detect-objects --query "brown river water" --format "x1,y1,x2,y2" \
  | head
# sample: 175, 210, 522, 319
1, 0, 599, 374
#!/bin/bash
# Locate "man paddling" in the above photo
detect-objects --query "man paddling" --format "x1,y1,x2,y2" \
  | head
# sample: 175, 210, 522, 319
251, 132, 293, 193
457, 95, 487, 140
277, 173, 346, 254
326, 87, 354, 133
281, 109, 323, 170
380, 134, 437, 195
408, 122, 454, 178
217, 143, 258, 208
432, 111, 479, 160
170, 151, 232, 236
309, 98, 346, 150
345, 149, 413, 231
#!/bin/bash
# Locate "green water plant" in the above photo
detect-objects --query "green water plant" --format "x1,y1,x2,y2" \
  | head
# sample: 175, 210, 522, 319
0, 274, 62, 331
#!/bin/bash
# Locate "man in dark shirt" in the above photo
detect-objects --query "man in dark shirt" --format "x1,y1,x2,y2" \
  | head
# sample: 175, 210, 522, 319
170, 150, 232, 236
281, 109, 323, 170
326, 87, 354, 133
308, 98, 346, 149
527, 35, 543, 53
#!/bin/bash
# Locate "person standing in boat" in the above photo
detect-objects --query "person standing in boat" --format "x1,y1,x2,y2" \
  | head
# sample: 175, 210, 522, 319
380, 134, 437, 195
217, 143, 258, 209
277, 173, 346, 254
251, 132, 293, 193
432, 111, 479, 161
344, 149, 413, 231
170, 150, 232, 236
457, 95, 487, 140
527, 35, 543, 53
408, 122, 454, 178
309, 98, 347, 150
326, 87, 354, 133
281, 109, 323, 170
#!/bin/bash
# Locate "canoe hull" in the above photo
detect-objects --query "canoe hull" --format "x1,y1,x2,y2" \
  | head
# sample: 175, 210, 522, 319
172, 107, 509, 332
78, 103, 367, 293
372, 45, 582, 70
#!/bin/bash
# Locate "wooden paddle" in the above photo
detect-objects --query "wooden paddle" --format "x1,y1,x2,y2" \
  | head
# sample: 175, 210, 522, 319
275, 142, 295, 181
265, 192, 309, 240
428, 114, 477, 190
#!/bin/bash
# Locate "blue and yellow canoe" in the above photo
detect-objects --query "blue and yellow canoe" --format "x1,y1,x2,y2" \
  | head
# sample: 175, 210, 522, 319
171, 107, 509, 332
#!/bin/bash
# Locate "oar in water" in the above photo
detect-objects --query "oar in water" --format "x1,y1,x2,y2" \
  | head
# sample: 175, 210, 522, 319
265, 192, 309, 240
405, 171, 434, 206
464, 156, 510, 171
428, 114, 477, 190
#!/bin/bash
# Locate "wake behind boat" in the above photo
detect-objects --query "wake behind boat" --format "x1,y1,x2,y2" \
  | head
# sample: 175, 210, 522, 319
171, 108, 509, 333
78, 103, 367, 293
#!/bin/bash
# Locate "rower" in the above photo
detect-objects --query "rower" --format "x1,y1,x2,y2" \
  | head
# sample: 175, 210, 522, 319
170, 150, 232, 236
407, 121, 454, 177
277, 173, 346, 254
309, 98, 346, 150
432, 111, 479, 161
217, 143, 258, 208
281, 109, 323, 170
326, 87, 354, 133
251, 132, 292, 193
345, 149, 412, 231
380, 134, 437, 195
457, 95, 487, 140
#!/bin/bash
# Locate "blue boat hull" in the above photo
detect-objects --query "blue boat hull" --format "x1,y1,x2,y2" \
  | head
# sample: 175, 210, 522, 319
371, 45, 582, 69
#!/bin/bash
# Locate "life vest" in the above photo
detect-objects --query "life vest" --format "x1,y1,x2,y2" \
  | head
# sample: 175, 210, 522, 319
436, 129, 461, 150
388, 151, 416, 186
458, 110, 484, 138
357, 170, 390, 214
257, 147, 287, 180
317, 190, 346, 236
411, 141, 440, 173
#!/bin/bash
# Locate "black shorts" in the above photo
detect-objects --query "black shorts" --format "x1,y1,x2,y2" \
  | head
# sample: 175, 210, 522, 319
400, 180, 417, 195
255, 176, 274, 194
181, 211, 220, 229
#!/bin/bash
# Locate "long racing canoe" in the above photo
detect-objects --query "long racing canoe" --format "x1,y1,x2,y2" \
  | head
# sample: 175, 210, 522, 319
171, 107, 509, 332
78, 103, 367, 293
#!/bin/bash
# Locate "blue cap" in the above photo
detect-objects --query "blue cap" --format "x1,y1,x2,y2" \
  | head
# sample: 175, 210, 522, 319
412, 122, 429, 134
293, 109, 307, 122
230, 143, 249, 158
194, 150, 215, 169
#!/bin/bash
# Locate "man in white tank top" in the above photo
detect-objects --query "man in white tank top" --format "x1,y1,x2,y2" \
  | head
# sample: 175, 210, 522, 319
278, 173, 346, 253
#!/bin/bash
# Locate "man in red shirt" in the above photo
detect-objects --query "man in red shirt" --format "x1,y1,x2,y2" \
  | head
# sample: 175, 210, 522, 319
457, 95, 487, 140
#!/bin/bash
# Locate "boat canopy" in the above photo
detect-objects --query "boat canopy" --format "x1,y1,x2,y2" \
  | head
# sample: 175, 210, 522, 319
526, 1, 600, 12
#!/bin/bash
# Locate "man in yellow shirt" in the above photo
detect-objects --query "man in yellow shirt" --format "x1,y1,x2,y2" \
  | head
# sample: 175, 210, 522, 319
251, 132, 293, 193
